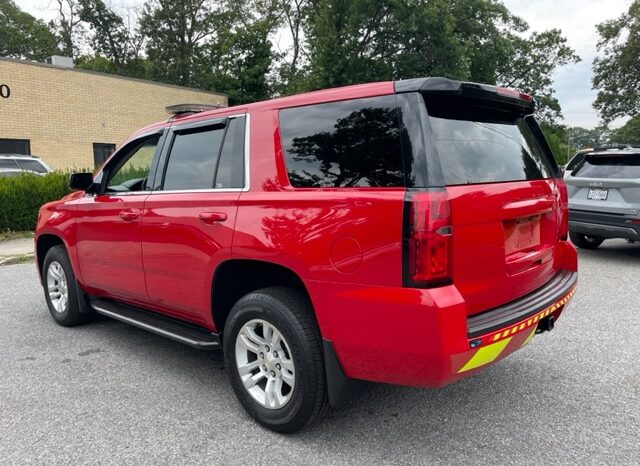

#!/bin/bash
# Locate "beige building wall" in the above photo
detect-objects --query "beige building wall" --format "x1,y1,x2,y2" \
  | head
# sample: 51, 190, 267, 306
0, 58, 227, 170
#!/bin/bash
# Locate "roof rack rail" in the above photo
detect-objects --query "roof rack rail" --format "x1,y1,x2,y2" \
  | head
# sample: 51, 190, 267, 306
165, 103, 225, 117
592, 144, 636, 151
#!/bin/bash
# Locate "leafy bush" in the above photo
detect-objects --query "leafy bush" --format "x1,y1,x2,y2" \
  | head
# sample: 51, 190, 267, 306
0, 172, 70, 232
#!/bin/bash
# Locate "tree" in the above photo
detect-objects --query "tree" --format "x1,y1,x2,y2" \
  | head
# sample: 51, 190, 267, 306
610, 116, 640, 145
50, 0, 84, 58
568, 126, 612, 149
593, 1, 640, 123
540, 123, 569, 165
78, 0, 144, 75
0, 0, 59, 60
140, 0, 226, 87
495, 29, 580, 124
301, 0, 578, 122
275, 0, 312, 95
200, 21, 278, 104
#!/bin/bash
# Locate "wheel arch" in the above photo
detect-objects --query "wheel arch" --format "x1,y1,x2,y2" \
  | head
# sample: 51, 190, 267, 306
36, 234, 65, 279
211, 259, 316, 335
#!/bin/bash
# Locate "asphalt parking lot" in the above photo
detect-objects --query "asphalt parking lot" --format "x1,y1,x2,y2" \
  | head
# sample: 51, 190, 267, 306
1, 240, 639, 465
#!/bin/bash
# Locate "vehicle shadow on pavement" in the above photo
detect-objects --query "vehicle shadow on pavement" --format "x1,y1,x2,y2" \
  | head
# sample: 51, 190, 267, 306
575, 239, 640, 264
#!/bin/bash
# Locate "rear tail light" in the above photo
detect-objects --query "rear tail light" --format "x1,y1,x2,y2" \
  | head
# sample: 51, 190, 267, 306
558, 180, 569, 241
496, 86, 533, 101
403, 190, 453, 287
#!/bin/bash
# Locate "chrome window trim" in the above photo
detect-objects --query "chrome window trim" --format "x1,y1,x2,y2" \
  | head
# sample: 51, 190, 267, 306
148, 188, 244, 195
242, 113, 250, 192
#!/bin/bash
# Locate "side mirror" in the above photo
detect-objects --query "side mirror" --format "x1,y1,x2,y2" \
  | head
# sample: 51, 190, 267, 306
69, 172, 94, 191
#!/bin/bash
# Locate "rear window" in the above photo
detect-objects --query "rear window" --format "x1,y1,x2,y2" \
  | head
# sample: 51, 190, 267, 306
279, 96, 404, 188
574, 154, 640, 179
428, 116, 555, 186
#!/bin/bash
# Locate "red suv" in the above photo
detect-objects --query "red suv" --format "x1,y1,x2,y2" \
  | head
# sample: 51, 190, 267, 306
35, 78, 578, 432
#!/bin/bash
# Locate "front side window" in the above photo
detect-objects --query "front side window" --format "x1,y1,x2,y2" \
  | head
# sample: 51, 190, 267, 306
279, 96, 404, 188
107, 136, 160, 192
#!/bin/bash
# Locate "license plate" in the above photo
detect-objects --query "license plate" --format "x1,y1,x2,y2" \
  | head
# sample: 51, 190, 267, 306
588, 188, 608, 200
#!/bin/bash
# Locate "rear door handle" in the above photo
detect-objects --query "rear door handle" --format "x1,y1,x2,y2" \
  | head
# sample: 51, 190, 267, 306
119, 209, 141, 221
198, 212, 227, 224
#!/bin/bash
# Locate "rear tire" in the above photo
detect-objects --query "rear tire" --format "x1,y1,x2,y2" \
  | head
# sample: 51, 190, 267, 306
569, 232, 605, 249
42, 245, 92, 326
223, 286, 328, 433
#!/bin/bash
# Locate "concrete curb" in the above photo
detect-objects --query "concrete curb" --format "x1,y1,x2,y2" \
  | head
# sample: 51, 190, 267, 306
0, 253, 35, 266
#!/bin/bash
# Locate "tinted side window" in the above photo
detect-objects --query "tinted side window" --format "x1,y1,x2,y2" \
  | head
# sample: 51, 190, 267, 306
428, 116, 555, 186
215, 116, 245, 189
0, 159, 19, 169
163, 126, 225, 191
279, 96, 404, 188
16, 159, 47, 173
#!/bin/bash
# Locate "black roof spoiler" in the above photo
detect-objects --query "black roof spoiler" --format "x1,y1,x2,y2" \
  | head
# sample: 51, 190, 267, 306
394, 77, 536, 115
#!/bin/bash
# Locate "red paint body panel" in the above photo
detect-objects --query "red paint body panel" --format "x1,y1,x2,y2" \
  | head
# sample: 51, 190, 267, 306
447, 179, 564, 315
74, 193, 150, 302
35, 79, 578, 390
141, 192, 240, 328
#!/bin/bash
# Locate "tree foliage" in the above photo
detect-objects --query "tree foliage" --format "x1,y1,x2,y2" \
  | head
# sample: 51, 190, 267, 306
611, 116, 640, 145
79, 0, 143, 71
50, 0, 84, 58
3, 0, 580, 119
302, 0, 578, 122
593, 0, 640, 123
0, 0, 59, 60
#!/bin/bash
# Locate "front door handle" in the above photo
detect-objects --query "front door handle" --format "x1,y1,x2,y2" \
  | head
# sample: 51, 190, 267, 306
198, 212, 227, 224
119, 209, 141, 221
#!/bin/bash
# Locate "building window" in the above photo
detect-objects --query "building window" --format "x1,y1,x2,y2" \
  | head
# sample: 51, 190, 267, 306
93, 143, 116, 167
0, 139, 31, 155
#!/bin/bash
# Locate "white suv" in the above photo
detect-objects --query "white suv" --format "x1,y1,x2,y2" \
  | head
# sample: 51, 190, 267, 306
0, 154, 52, 176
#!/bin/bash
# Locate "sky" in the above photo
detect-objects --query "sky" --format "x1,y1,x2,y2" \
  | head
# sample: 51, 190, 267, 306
16, 0, 633, 129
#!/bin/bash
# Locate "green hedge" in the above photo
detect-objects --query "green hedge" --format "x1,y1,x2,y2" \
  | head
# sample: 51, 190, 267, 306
0, 172, 70, 232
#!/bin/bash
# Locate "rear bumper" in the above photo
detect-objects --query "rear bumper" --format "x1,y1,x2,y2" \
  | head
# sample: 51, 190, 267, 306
569, 209, 640, 239
309, 241, 578, 388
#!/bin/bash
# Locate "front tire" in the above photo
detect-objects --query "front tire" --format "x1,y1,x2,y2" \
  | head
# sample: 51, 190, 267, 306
223, 287, 328, 433
42, 245, 92, 326
569, 232, 605, 249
